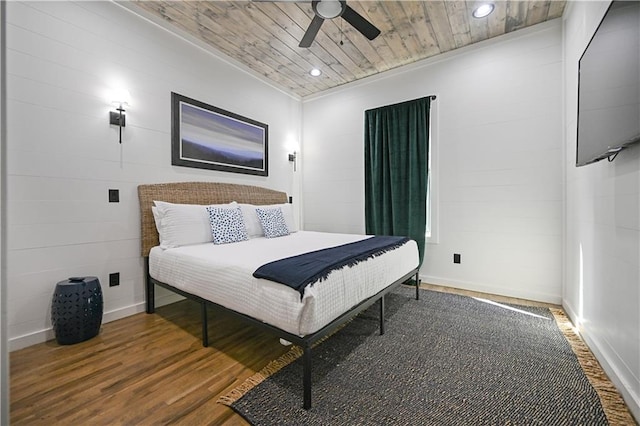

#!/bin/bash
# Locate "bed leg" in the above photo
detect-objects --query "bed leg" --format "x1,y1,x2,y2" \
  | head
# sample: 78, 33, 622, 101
415, 271, 420, 301
303, 344, 312, 410
201, 302, 209, 347
145, 257, 155, 314
379, 295, 385, 335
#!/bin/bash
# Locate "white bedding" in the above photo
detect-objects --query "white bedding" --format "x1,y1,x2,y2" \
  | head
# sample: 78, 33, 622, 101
149, 231, 419, 336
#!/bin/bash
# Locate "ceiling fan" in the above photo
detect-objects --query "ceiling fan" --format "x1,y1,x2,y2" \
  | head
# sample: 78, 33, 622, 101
299, 0, 381, 48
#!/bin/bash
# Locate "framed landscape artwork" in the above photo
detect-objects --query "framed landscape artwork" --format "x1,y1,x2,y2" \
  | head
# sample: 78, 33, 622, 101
171, 92, 268, 176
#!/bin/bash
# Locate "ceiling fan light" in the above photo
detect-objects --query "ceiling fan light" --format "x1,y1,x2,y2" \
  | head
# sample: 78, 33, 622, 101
472, 3, 494, 18
314, 1, 344, 19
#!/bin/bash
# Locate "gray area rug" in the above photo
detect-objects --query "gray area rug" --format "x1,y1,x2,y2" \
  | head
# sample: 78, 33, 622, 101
227, 287, 608, 425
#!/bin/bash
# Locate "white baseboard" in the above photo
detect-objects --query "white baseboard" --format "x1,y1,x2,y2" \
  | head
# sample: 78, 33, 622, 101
9, 292, 187, 351
581, 331, 640, 421
8, 329, 56, 352
102, 302, 146, 324
9, 292, 187, 352
9, 301, 144, 352
420, 274, 562, 305
563, 300, 640, 422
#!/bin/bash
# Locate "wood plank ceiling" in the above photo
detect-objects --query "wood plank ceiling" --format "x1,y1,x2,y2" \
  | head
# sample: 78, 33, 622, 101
131, 1, 566, 98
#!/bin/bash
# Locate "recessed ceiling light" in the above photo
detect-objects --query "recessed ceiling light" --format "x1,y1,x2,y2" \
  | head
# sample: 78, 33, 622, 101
309, 68, 322, 77
472, 3, 495, 18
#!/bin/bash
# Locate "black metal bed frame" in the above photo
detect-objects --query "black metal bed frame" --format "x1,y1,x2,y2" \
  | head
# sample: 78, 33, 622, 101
144, 257, 420, 410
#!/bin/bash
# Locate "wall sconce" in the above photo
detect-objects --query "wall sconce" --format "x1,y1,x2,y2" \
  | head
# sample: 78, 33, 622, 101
288, 151, 297, 171
109, 89, 130, 144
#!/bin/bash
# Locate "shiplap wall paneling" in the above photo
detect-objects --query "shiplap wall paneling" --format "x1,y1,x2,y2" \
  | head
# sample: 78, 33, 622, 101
562, 1, 640, 419
5, 1, 302, 349
302, 20, 563, 304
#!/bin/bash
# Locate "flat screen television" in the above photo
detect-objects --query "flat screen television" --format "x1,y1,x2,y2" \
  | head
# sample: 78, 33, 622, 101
576, 1, 640, 167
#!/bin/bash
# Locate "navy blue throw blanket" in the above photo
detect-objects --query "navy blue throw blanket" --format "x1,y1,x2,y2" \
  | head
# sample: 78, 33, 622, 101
253, 236, 410, 297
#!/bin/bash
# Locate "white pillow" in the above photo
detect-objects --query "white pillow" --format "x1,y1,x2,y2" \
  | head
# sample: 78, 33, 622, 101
238, 203, 297, 238
238, 204, 264, 238
255, 207, 290, 238
153, 200, 237, 248
151, 206, 161, 233
206, 205, 248, 244
276, 203, 298, 233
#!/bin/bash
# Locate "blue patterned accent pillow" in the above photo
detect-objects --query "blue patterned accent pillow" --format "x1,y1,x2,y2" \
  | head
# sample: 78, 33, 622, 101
255, 207, 290, 238
206, 205, 248, 245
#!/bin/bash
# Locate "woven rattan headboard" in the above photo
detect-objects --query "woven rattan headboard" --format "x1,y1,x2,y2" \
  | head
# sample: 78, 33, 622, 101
137, 182, 288, 256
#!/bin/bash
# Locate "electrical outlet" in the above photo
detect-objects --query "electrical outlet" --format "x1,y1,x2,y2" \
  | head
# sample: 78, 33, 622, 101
453, 253, 461, 264
109, 272, 120, 287
109, 189, 119, 203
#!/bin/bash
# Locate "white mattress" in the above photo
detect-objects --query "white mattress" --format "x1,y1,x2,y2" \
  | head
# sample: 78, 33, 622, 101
149, 231, 419, 336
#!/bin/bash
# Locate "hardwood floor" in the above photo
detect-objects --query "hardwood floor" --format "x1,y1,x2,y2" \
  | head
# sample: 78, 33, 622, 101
10, 300, 288, 425
420, 282, 561, 309
10, 284, 559, 425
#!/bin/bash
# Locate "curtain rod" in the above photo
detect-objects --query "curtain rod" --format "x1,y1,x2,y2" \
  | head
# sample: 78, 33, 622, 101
366, 95, 437, 113
382, 95, 437, 105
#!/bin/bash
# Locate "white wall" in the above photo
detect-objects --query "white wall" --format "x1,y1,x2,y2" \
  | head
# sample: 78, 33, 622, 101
5, 1, 302, 350
0, 0, 8, 421
562, 1, 640, 418
302, 20, 563, 304
3, 0, 638, 419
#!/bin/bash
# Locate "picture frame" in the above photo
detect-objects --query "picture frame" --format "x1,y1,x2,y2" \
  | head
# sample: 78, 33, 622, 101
171, 92, 268, 176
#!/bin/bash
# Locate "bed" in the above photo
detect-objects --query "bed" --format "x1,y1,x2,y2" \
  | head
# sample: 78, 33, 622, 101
138, 182, 420, 409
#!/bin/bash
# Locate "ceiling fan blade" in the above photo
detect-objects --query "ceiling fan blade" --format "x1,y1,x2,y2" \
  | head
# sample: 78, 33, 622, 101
299, 14, 324, 48
341, 5, 380, 41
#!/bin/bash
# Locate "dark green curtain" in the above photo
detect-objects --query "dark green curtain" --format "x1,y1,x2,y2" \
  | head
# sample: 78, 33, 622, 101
364, 96, 431, 266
